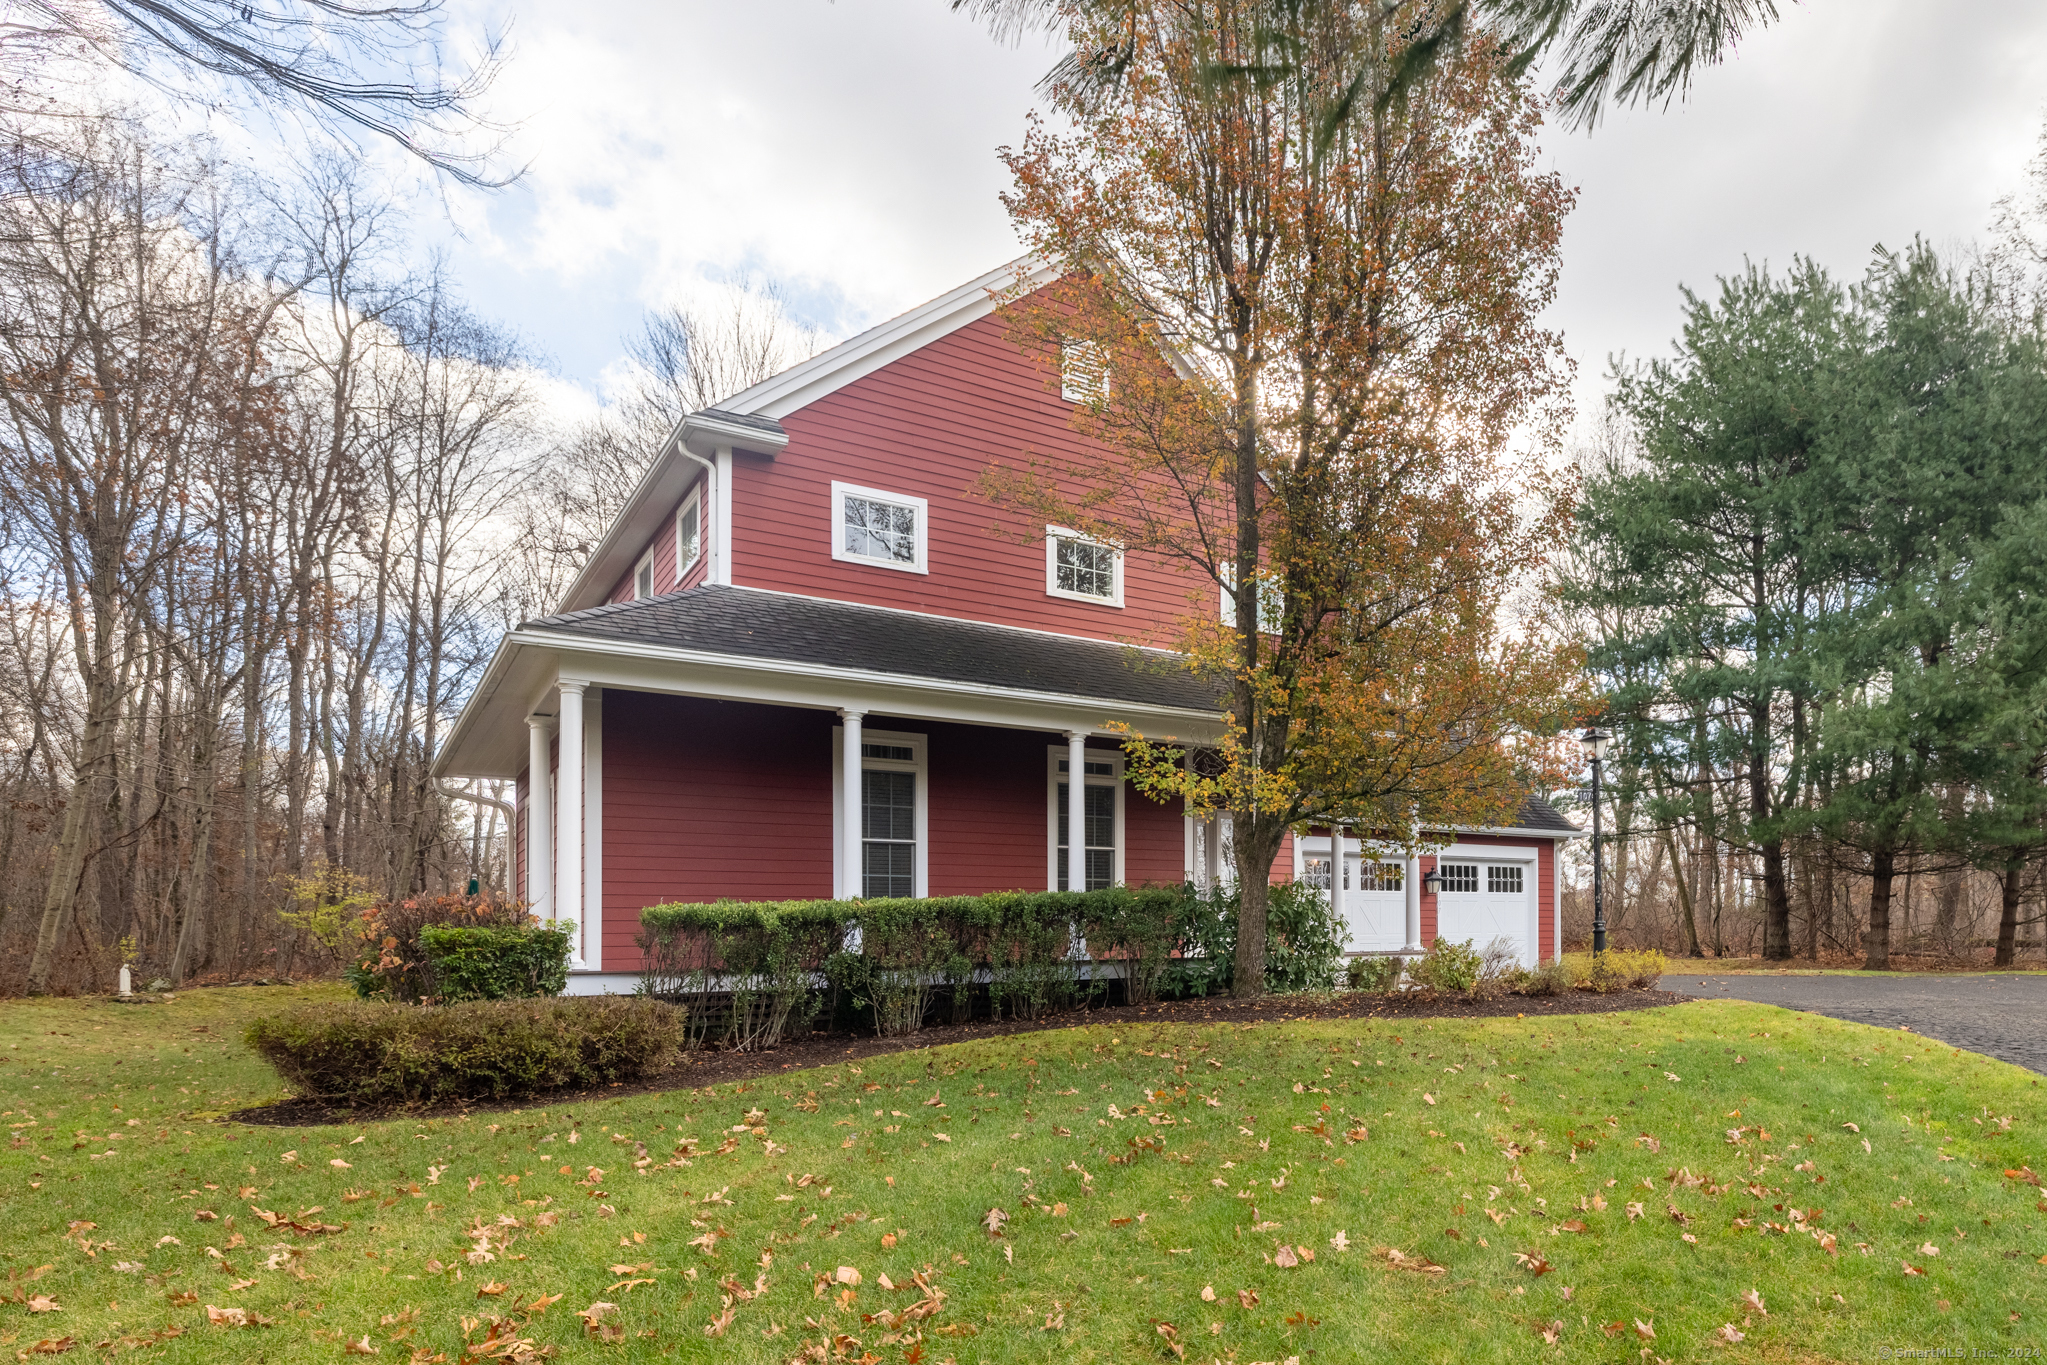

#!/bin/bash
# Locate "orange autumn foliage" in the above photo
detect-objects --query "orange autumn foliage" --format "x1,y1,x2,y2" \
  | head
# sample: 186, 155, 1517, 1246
982, 2, 1588, 993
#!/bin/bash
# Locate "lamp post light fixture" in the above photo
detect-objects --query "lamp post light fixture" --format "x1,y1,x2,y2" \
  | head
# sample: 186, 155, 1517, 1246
1580, 726, 1611, 956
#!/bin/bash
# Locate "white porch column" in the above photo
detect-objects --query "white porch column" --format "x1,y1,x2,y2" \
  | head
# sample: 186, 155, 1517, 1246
1204, 816, 1223, 888
524, 715, 554, 917
1065, 731, 1087, 890
1403, 852, 1423, 953
1330, 825, 1345, 929
556, 680, 586, 965
840, 709, 864, 898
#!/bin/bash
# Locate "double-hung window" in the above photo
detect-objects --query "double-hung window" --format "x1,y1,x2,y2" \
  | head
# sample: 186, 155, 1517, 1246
834, 727, 926, 899
1046, 526, 1123, 606
632, 549, 656, 600
1048, 747, 1124, 890
832, 481, 928, 574
676, 485, 702, 579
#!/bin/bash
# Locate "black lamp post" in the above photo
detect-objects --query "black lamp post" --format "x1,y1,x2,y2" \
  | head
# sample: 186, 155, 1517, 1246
1580, 726, 1610, 955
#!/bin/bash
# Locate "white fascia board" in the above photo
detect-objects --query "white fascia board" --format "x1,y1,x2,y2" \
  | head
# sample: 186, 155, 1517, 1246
555, 446, 706, 614
718, 257, 1055, 420
680, 410, 788, 458
511, 628, 1225, 739
1430, 825, 1583, 841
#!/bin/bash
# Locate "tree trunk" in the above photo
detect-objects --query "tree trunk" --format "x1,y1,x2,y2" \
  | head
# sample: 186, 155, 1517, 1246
1662, 826, 1703, 957
26, 682, 118, 993
1865, 844, 1896, 971
1996, 857, 2023, 967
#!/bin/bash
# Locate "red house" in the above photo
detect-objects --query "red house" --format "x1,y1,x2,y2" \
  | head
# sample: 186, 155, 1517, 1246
435, 262, 1577, 992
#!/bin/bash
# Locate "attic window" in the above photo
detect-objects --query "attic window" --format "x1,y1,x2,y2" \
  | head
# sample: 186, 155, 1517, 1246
1060, 340, 1107, 404
1046, 526, 1122, 606
831, 481, 928, 574
633, 550, 655, 600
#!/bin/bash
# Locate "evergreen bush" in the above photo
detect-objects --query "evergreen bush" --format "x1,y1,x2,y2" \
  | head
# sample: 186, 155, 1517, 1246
245, 997, 683, 1107
419, 923, 572, 1002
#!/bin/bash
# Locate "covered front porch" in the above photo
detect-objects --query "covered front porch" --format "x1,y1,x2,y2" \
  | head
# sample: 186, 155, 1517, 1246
434, 584, 1231, 991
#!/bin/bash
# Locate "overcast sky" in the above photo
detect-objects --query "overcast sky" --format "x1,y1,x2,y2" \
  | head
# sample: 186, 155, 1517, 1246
429, 0, 2047, 426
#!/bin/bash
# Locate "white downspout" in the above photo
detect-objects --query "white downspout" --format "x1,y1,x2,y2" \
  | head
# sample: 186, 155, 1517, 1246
672, 442, 723, 585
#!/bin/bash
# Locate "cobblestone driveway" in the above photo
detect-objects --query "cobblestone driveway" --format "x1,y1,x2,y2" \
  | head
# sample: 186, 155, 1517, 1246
1664, 972, 2047, 1074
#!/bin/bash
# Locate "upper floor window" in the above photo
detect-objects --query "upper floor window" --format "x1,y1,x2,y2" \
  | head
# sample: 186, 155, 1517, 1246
633, 548, 656, 600
1046, 525, 1123, 606
676, 485, 702, 578
1061, 339, 1108, 405
832, 480, 928, 575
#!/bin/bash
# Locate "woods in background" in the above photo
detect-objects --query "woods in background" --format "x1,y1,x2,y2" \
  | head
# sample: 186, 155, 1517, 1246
1566, 241, 2047, 967
0, 115, 811, 994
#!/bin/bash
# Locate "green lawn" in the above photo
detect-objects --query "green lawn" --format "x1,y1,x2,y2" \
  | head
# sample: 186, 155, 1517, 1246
2, 986, 2043, 1363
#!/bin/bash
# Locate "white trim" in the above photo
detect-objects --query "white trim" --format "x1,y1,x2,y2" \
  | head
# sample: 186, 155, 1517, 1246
1044, 525, 1124, 607
831, 480, 929, 575
714, 448, 734, 586
555, 680, 585, 968
523, 716, 554, 917
675, 484, 703, 582
719, 257, 1054, 420
632, 547, 655, 601
1046, 745, 1125, 891
583, 687, 604, 970
834, 725, 929, 898
560, 971, 646, 996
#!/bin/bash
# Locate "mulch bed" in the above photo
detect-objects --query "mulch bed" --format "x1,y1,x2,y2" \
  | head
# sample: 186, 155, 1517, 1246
230, 985, 1690, 1128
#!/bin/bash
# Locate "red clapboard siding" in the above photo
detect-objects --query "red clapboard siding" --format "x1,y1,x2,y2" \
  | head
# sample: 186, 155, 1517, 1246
515, 769, 529, 903
606, 473, 712, 605
600, 694, 836, 970
730, 311, 1200, 645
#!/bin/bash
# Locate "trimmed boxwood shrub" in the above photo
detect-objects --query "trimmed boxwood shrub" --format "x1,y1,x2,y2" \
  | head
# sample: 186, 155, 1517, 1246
245, 997, 684, 1107
639, 885, 1213, 1042
419, 923, 573, 1002
347, 892, 538, 1004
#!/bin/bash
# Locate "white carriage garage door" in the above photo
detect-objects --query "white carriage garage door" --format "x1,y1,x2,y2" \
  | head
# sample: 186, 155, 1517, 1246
1434, 855, 1537, 967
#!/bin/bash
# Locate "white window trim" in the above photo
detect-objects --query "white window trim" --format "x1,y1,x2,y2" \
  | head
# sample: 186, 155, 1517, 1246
632, 547, 656, 601
1045, 525, 1124, 607
675, 484, 703, 581
832, 726, 929, 899
831, 480, 929, 575
1060, 338, 1108, 405
1045, 745, 1125, 891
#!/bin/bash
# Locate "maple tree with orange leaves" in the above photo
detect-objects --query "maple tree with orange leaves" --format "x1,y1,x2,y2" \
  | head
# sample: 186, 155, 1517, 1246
980, 2, 1589, 995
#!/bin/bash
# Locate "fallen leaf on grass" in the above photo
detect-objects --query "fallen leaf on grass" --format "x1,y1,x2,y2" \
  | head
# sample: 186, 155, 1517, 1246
981, 1209, 1008, 1237
1903, 1263, 1926, 1277
1538, 1319, 1562, 1344
1740, 1289, 1766, 1317
1634, 1318, 1655, 1340
204, 1305, 273, 1328
1512, 1252, 1552, 1277
342, 1335, 379, 1355
1329, 1231, 1350, 1252
1380, 1247, 1446, 1275
331, 1159, 352, 1169
576, 1302, 622, 1342
26, 1296, 59, 1313
14, 1338, 73, 1357
1716, 1323, 1744, 1343
1237, 1289, 1258, 1309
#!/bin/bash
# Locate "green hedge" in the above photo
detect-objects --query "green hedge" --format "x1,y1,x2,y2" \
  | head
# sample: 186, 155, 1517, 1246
638, 886, 1242, 1045
418, 923, 572, 1002
245, 997, 683, 1107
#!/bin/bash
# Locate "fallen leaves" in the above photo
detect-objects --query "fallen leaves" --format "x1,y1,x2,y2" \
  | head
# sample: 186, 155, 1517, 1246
981, 1208, 1008, 1237
1716, 1323, 1745, 1343
576, 1302, 622, 1343
1380, 1248, 1446, 1275
14, 1338, 73, 1358
342, 1334, 379, 1355
203, 1305, 273, 1328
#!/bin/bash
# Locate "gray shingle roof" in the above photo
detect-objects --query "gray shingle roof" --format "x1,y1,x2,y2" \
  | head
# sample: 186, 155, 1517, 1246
521, 584, 1226, 713
1507, 795, 1578, 834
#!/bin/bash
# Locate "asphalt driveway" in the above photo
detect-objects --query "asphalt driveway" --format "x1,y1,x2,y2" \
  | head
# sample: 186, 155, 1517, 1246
1665, 971, 2047, 1074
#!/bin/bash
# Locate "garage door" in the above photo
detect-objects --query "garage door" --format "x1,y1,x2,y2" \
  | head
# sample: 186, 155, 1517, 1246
1434, 860, 1534, 966
1306, 837, 1405, 953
